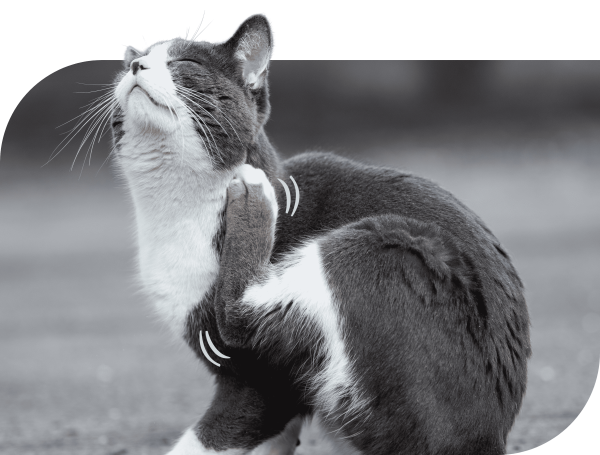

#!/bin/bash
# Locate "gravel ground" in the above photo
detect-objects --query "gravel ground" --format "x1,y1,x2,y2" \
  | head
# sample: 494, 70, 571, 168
1, 120, 599, 454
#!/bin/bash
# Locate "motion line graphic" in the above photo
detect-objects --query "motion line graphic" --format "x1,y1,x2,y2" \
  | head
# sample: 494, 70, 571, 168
277, 176, 300, 216
199, 331, 230, 367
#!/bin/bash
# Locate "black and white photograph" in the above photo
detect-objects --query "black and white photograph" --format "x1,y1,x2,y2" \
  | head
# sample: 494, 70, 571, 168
1, 3, 599, 455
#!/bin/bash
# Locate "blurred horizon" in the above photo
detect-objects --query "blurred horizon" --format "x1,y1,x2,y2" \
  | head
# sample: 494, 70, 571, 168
3, 60, 600, 173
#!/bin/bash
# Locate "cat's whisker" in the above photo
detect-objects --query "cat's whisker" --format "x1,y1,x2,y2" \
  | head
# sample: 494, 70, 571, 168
176, 88, 236, 154
84, 103, 115, 169
74, 87, 117, 94
96, 144, 118, 175
191, 12, 205, 41
47, 95, 116, 166
56, 92, 114, 129
75, 81, 118, 91
97, 108, 117, 143
80, 112, 107, 174
88, 101, 118, 162
77, 98, 116, 149
86, 92, 116, 112
176, 88, 230, 137
176, 100, 219, 168
76, 82, 118, 86
178, 87, 243, 159
176, 87, 243, 146
175, 93, 221, 160
82, 117, 104, 168
72, 99, 119, 171
183, 12, 206, 52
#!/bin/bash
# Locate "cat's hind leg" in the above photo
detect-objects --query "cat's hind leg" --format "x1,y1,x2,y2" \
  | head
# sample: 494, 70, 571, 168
237, 213, 514, 454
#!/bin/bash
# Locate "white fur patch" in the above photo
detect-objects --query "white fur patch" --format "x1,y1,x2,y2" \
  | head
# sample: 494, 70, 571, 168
242, 241, 368, 418
115, 41, 181, 132
166, 428, 246, 455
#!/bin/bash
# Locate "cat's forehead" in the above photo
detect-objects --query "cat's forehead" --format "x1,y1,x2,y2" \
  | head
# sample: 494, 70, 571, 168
139, 39, 217, 62
168, 38, 216, 57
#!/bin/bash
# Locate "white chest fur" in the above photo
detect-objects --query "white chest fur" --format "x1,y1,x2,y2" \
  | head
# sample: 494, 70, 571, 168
113, 41, 236, 336
117, 123, 232, 336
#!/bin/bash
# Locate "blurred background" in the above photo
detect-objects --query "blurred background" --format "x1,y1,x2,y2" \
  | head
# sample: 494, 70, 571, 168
1, 61, 599, 455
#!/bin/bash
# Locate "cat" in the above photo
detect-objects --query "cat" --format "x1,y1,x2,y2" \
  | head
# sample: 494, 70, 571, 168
110, 14, 531, 455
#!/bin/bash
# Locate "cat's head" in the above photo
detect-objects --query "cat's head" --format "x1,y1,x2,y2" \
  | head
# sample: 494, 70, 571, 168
112, 14, 273, 171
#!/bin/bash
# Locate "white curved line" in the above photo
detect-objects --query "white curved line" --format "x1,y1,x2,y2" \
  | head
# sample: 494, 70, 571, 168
290, 176, 300, 217
277, 178, 291, 213
205, 331, 230, 359
199, 332, 220, 367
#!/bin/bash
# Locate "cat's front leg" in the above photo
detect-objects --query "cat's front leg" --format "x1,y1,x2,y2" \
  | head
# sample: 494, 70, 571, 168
214, 164, 278, 347
164, 166, 304, 455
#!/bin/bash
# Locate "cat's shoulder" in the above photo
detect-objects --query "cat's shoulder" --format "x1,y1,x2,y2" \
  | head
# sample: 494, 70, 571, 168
282, 151, 411, 178
281, 150, 445, 194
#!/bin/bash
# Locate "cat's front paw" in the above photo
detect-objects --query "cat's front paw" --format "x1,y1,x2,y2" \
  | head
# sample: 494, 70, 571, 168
229, 164, 278, 220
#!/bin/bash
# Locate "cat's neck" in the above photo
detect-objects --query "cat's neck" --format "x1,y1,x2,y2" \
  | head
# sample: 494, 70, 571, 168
114, 123, 281, 334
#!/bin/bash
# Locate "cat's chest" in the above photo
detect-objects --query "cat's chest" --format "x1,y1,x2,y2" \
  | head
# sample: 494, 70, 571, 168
117, 133, 230, 336
136, 201, 224, 336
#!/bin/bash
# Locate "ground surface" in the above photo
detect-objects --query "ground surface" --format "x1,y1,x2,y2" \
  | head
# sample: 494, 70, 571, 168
1, 119, 599, 454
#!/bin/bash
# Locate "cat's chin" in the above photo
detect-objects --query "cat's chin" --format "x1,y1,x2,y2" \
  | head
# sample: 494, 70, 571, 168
126, 92, 179, 133
131, 85, 163, 106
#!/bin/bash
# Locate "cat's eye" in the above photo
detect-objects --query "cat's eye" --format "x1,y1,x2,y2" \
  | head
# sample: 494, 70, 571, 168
170, 58, 202, 66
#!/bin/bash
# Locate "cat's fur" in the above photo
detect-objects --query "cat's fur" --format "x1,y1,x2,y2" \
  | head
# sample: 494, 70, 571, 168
111, 15, 531, 455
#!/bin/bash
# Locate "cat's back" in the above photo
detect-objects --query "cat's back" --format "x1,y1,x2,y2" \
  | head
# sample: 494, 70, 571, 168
277, 151, 504, 259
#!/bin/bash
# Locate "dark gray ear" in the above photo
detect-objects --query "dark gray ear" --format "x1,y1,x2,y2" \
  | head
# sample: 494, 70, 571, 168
123, 46, 142, 69
226, 15, 273, 89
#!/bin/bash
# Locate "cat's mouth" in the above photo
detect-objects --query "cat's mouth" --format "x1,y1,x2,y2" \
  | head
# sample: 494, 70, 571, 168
131, 85, 165, 108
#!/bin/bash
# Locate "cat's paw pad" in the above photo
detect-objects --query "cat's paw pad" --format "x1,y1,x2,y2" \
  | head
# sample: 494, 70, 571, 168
230, 164, 278, 217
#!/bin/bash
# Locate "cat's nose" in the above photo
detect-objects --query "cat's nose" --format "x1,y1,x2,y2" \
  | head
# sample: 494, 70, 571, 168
131, 59, 148, 75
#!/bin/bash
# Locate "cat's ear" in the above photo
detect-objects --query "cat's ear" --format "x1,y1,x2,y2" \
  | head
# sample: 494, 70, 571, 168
226, 15, 273, 89
123, 46, 142, 70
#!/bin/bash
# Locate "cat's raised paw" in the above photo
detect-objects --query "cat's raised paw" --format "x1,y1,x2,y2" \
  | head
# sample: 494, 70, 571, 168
230, 164, 278, 217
